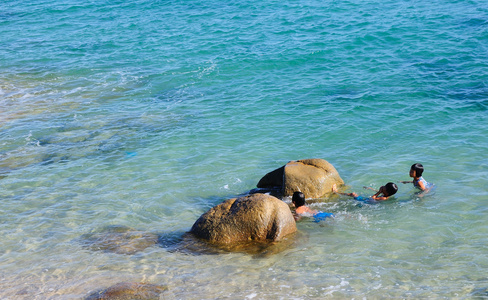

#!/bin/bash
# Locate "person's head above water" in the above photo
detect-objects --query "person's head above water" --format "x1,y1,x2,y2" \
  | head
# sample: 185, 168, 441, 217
292, 191, 306, 207
382, 182, 398, 197
410, 163, 424, 177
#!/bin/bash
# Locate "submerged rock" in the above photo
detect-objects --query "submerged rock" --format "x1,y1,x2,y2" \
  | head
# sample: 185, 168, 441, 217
470, 287, 488, 298
177, 230, 300, 257
85, 282, 167, 300
80, 225, 159, 255
257, 158, 344, 199
190, 193, 297, 250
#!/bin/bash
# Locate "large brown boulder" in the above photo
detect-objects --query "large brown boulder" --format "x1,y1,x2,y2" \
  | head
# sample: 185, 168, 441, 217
257, 158, 344, 199
190, 194, 296, 246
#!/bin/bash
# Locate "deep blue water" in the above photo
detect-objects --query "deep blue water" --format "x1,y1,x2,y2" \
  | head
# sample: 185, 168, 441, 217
1, 0, 488, 298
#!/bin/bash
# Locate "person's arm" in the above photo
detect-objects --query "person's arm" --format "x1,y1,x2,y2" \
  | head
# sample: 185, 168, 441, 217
371, 195, 389, 201
370, 190, 389, 201
333, 184, 359, 199
336, 192, 358, 198
417, 180, 427, 191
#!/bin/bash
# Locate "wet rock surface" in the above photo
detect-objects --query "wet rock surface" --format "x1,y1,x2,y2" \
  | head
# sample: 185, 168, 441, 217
257, 158, 344, 199
190, 193, 297, 249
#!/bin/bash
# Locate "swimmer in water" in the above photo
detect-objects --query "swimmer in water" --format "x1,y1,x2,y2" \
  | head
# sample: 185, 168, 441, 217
400, 163, 433, 191
291, 191, 334, 221
332, 182, 398, 202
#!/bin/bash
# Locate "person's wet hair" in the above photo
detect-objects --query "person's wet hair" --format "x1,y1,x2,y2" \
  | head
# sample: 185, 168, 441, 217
385, 182, 398, 196
411, 163, 424, 177
292, 191, 306, 207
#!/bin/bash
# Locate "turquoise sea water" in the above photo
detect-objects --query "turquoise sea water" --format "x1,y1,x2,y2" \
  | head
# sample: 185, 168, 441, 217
1, 0, 488, 298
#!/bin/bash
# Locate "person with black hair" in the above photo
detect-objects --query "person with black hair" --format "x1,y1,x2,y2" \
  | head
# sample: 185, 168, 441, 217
332, 182, 398, 202
292, 192, 316, 216
292, 191, 333, 221
400, 163, 432, 191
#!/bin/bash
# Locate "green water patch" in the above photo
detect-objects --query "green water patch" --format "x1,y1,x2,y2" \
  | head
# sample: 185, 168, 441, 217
470, 287, 488, 299
0, 95, 190, 178
0, 128, 121, 176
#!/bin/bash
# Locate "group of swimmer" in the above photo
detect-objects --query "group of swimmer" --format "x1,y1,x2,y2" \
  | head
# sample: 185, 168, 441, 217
292, 163, 433, 221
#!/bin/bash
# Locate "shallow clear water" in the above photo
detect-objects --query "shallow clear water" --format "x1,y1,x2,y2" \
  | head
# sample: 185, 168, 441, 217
1, 0, 488, 298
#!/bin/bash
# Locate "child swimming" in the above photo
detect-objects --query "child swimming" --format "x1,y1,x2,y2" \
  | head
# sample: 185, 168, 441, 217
332, 182, 398, 202
400, 163, 433, 191
291, 192, 333, 221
